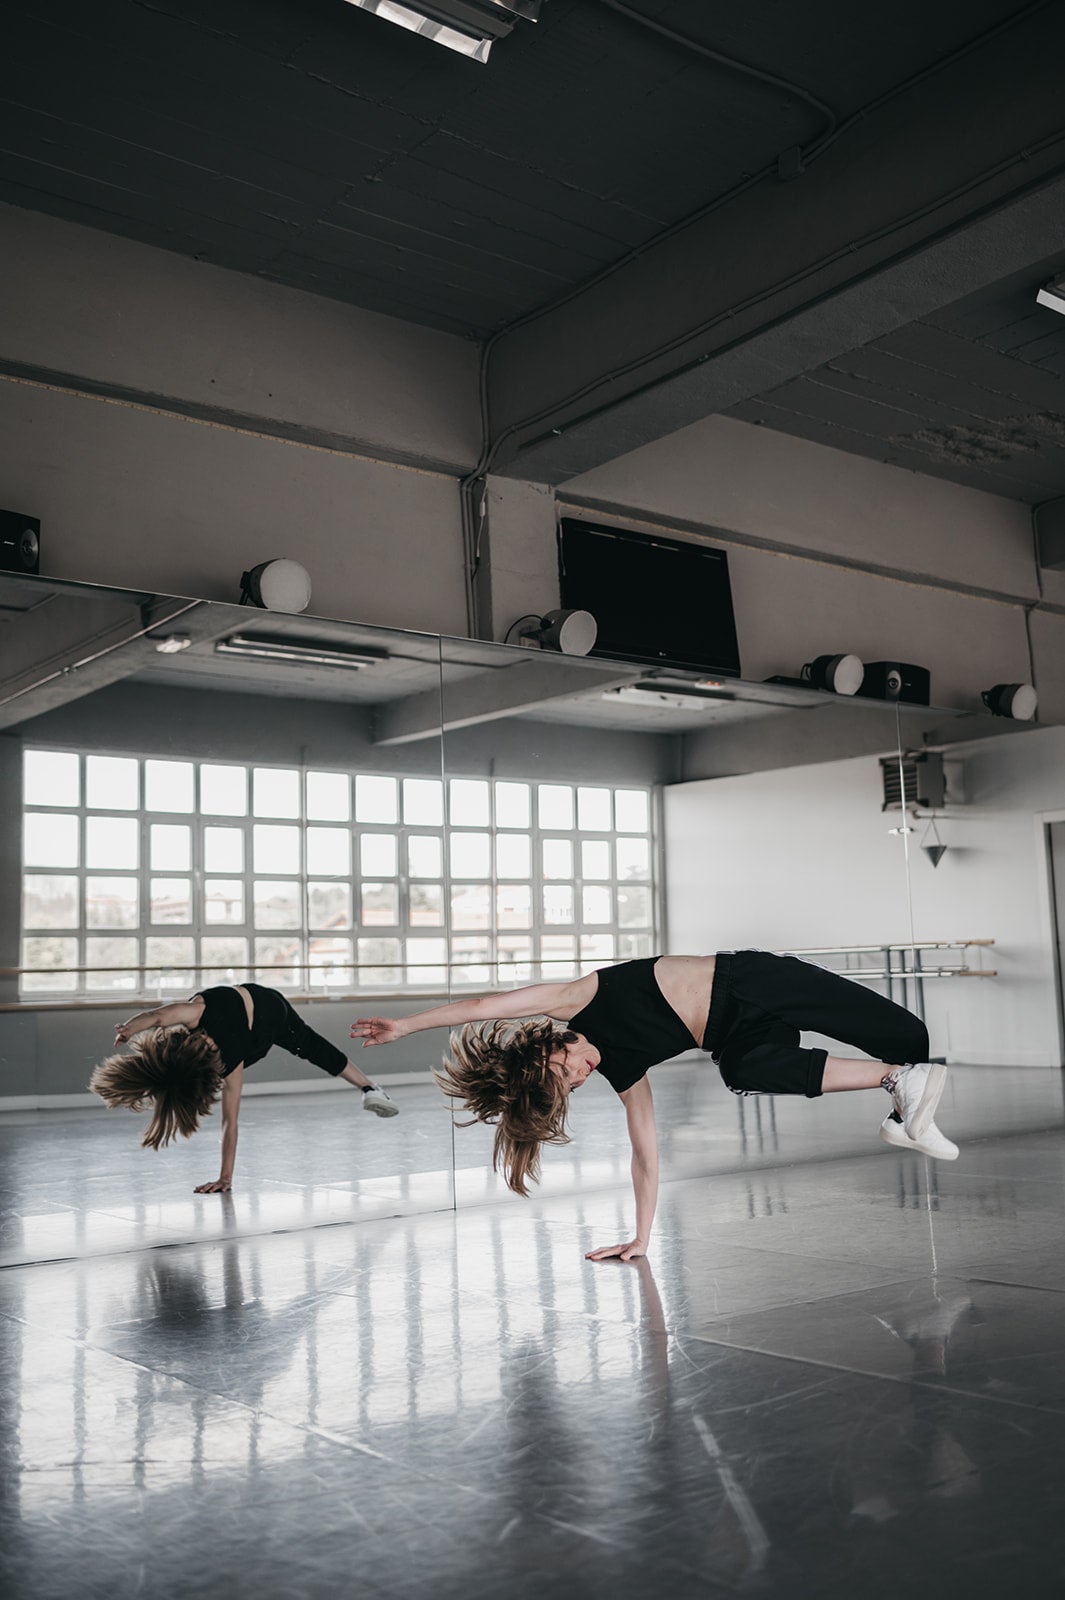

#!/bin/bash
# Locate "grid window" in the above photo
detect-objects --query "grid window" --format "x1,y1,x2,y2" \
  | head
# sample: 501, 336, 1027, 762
19, 750, 655, 995
24, 814, 79, 868
355, 775, 397, 823
145, 759, 194, 813
23, 750, 79, 807
199, 764, 247, 816
310, 881, 353, 928
149, 825, 189, 872
495, 782, 530, 828
307, 770, 350, 821
87, 877, 139, 929
86, 756, 139, 811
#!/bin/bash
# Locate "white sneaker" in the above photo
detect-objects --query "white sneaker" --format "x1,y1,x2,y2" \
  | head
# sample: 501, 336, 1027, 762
879, 1111, 959, 1161
892, 1062, 948, 1142
362, 1086, 399, 1118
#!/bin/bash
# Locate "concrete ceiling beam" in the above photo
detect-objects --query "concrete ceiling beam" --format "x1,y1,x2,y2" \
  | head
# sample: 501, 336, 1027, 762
372, 656, 641, 744
0, 593, 233, 730
487, 8, 1065, 483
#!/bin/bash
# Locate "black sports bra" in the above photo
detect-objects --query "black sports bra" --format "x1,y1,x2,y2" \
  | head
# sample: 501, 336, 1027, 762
192, 984, 287, 1075
567, 958, 698, 1094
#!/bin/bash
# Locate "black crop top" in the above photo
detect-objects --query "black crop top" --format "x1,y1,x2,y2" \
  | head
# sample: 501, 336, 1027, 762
193, 983, 288, 1076
567, 958, 698, 1095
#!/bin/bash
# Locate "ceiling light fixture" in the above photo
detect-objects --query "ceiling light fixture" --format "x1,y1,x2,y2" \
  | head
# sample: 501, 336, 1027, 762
239, 559, 313, 613
803, 653, 864, 695
519, 609, 598, 655
343, 0, 539, 63
981, 682, 1038, 721
767, 652, 863, 695
603, 683, 737, 711
215, 634, 388, 671
1036, 279, 1065, 316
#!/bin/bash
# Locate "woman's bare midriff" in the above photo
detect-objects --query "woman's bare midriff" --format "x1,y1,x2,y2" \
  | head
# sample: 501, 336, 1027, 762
652, 955, 716, 1046
189, 984, 254, 1053
234, 985, 255, 1028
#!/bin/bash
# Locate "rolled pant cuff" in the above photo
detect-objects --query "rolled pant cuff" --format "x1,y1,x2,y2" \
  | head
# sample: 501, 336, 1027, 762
805, 1047, 828, 1098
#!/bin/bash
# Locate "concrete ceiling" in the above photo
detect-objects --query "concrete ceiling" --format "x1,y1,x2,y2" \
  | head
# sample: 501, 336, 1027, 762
727, 253, 1065, 501
2, 0, 1026, 337
5, 1, 1065, 497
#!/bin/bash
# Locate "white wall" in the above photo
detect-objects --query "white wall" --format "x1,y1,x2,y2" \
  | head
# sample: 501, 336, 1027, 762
0, 205, 480, 470
569, 414, 1049, 599
664, 725, 1065, 1068
0, 203, 480, 633
0, 379, 468, 633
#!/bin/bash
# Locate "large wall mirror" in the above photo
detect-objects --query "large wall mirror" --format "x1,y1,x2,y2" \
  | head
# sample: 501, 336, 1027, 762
4, 571, 1054, 1257
0, 574, 456, 1258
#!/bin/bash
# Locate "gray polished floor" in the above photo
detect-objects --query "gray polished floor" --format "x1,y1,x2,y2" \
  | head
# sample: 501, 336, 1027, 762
2, 1063, 1064, 1599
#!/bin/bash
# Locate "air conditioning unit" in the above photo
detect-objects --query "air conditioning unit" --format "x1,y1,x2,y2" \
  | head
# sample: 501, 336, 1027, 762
879, 752, 945, 811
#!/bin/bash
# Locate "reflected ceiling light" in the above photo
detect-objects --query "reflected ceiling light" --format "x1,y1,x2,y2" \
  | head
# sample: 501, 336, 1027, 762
239, 559, 312, 613
342, 0, 539, 63
803, 653, 864, 695
152, 634, 192, 654
1036, 279, 1065, 316
215, 634, 387, 670
519, 609, 598, 655
981, 682, 1038, 720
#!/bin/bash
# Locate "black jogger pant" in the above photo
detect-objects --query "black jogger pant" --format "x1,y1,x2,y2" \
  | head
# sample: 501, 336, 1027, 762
251, 985, 348, 1076
703, 950, 930, 1099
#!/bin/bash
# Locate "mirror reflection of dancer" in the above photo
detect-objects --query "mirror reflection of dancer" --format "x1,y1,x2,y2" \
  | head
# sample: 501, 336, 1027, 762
351, 951, 957, 1262
90, 982, 398, 1192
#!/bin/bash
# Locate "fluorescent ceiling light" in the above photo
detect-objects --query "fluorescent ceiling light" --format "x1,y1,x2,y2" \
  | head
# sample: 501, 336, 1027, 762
343, 0, 539, 62
215, 634, 388, 671
1036, 280, 1065, 316
604, 682, 737, 712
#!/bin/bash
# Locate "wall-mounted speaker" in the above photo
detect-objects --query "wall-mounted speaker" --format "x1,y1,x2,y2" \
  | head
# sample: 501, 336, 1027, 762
0, 510, 40, 574
857, 660, 930, 705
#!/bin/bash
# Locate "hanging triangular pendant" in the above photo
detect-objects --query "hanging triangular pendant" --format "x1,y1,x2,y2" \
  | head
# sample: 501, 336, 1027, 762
923, 844, 948, 868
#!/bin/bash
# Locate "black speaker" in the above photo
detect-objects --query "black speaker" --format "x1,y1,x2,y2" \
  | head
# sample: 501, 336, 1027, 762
857, 661, 930, 705
0, 509, 40, 574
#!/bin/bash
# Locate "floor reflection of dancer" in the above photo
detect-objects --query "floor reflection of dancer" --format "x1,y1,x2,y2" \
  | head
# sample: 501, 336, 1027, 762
91, 982, 397, 1192
352, 951, 957, 1261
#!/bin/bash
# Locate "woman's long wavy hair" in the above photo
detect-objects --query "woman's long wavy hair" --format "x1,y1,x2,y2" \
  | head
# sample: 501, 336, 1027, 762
435, 1018, 572, 1196
89, 1026, 224, 1150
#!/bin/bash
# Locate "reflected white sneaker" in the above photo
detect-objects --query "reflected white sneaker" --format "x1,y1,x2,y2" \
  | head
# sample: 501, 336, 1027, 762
362, 1086, 399, 1117
891, 1062, 948, 1142
879, 1109, 959, 1161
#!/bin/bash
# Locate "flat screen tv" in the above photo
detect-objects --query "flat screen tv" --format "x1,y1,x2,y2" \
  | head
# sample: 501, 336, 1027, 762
557, 519, 741, 676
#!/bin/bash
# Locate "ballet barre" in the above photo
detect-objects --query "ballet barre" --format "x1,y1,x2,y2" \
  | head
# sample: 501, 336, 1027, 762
789, 940, 996, 1021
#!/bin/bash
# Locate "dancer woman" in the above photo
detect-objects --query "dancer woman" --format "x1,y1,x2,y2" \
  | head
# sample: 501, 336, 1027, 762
91, 981, 397, 1192
352, 950, 956, 1261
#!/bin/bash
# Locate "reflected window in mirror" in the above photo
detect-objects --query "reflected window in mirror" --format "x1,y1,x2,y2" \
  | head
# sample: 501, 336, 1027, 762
19, 749, 656, 996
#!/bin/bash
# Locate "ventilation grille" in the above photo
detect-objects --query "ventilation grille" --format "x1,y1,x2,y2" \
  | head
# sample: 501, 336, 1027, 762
879, 752, 945, 811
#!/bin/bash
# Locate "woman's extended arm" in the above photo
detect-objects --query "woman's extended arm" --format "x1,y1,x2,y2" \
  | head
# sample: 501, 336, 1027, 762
114, 1000, 201, 1044
194, 1064, 243, 1193
585, 1076, 658, 1263
351, 974, 598, 1046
